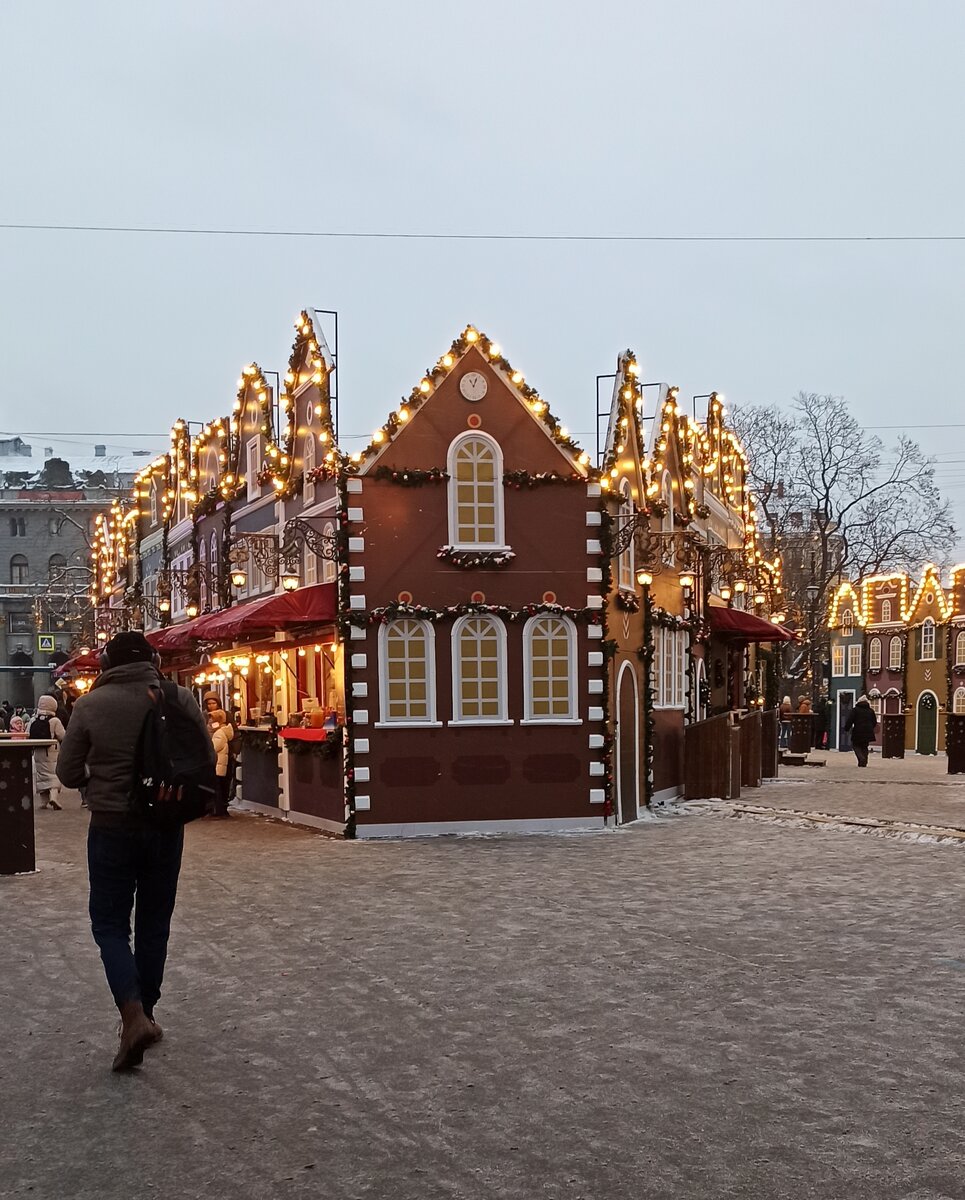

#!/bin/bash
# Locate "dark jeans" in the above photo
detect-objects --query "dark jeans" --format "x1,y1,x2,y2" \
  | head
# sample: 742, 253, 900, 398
87, 823, 184, 1016
853, 740, 870, 767
214, 774, 230, 816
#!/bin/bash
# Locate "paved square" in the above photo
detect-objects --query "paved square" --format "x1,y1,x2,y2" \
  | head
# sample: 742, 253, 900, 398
3, 757, 965, 1200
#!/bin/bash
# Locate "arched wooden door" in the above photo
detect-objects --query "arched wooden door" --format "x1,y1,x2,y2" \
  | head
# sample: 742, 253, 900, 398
916, 692, 938, 755
616, 662, 640, 823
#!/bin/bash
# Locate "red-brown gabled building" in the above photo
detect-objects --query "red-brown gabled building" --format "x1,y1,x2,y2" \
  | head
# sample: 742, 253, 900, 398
340, 326, 610, 836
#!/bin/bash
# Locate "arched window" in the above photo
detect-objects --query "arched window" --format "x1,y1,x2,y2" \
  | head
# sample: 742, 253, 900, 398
47, 554, 67, 584
447, 433, 504, 548
868, 637, 881, 670
205, 447, 220, 492
880, 599, 892, 624
617, 481, 634, 591
150, 481, 159, 526
304, 435, 316, 506
452, 615, 507, 723
10, 554, 28, 585
889, 635, 902, 670
954, 687, 965, 715
956, 631, 965, 667
921, 617, 936, 661
321, 521, 337, 584
661, 472, 674, 564
379, 619, 436, 724
523, 615, 577, 722
209, 532, 219, 606
842, 609, 854, 636
198, 540, 208, 610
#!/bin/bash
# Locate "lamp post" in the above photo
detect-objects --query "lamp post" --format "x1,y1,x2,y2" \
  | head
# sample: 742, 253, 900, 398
806, 581, 820, 708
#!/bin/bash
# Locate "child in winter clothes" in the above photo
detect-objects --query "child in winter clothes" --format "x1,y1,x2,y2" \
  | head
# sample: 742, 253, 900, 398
207, 709, 231, 817
29, 695, 67, 809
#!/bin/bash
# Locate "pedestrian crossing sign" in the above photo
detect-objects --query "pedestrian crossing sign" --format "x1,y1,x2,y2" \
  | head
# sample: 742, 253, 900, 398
38, 635, 55, 653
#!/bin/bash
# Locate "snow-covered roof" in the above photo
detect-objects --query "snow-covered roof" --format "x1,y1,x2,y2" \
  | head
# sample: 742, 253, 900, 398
0, 434, 166, 485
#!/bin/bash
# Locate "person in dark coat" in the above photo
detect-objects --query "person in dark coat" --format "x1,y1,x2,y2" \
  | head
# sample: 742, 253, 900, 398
813, 693, 830, 749
844, 695, 878, 767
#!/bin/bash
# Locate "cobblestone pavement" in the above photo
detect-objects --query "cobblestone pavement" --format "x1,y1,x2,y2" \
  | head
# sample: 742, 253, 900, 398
3, 769, 965, 1200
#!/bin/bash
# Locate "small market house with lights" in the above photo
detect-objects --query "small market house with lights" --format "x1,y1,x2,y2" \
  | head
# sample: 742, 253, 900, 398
827, 583, 866, 750
339, 328, 609, 836
902, 566, 949, 756
858, 573, 908, 721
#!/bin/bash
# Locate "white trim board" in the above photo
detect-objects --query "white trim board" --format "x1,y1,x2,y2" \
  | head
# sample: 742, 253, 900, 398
355, 816, 606, 839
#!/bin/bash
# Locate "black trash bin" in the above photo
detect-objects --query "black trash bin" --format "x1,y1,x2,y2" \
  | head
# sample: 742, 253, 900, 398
948, 714, 965, 775
881, 713, 906, 760
788, 714, 813, 755
0, 741, 37, 875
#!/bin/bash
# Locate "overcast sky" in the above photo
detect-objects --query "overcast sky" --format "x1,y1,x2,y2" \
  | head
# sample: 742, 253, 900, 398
2, 1, 964, 550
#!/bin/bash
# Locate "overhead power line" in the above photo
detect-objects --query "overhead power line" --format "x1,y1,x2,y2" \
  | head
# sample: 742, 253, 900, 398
4, 222, 965, 244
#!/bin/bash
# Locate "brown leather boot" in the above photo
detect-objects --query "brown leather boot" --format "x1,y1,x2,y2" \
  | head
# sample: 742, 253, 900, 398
112, 1001, 160, 1072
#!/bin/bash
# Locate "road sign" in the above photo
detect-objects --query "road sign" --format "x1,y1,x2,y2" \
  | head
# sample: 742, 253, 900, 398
38, 635, 55, 653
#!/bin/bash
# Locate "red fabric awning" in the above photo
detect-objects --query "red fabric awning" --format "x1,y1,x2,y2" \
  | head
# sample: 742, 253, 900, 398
53, 650, 102, 677
707, 606, 798, 642
146, 615, 211, 652
190, 583, 338, 644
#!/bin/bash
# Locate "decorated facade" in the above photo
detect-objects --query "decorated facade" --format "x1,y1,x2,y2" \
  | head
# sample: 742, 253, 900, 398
91, 314, 785, 836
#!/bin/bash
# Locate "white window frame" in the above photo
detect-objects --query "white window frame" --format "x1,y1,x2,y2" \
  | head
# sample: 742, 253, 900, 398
450, 614, 511, 725
617, 481, 635, 592
653, 628, 687, 710
320, 520, 337, 584
304, 435, 316, 506
921, 617, 936, 661
842, 609, 854, 636
376, 618, 439, 727
889, 635, 902, 670
522, 614, 579, 724
956, 630, 965, 667
880, 599, 892, 624
954, 686, 965, 715
209, 533, 219, 608
847, 643, 862, 678
246, 438, 261, 502
150, 482, 159, 526
832, 645, 845, 678
662, 472, 675, 565
446, 432, 506, 550
304, 541, 318, 586
868, 637, 881, 670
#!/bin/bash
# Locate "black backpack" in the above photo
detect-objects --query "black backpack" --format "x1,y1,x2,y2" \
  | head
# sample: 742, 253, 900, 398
131, 681, 216, 825
29, 714, 52, 740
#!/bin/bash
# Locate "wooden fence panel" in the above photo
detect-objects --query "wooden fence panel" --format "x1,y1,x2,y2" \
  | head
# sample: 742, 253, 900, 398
740, 711, 763, 789
684, 713, 739, 800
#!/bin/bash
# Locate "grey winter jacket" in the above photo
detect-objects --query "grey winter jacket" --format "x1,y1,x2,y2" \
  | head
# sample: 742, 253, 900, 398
56, 661, 213, 815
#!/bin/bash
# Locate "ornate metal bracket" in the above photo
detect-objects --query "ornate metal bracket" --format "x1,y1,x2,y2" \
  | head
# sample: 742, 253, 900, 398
229, 533, 283, 581
280, 517, 339, 564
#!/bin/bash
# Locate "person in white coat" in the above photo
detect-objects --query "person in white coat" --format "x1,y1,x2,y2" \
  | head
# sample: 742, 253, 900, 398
207, 709, 231, 818
30, 694, 67, 809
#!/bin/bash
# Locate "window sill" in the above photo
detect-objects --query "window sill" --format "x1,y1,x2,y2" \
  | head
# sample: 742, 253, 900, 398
520, 718, 583, 726
447, 545, 513, 554
447, 719, 515, 727
373, 721, 443, 729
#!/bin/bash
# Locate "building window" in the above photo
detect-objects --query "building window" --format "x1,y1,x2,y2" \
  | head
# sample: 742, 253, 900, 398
48, 517, 61, 536
379, 619, 436, 724
954, 687, 965, 715
889, 636, 902, 670
320, 521, 336, 584
847, 644, 862, 677
880, 599, 892, 623
48, 554, 67, 585
523, 615, 577, 722
841, 609, 854, 636
447, 433, 504, 548
452, 615, 507, 723
956, 631, 965, 667
304, 435, 316, 506
246, 439, 261, 501
921, 618, 936, 661
662, 473, 674, 565
653, 628, 688, 709
209, 533, 220, 607
9, 517, 26, 537
617, 481, 634, 592
150, 482, 159, 526
10, 554, 28, 585
832, 645, 845, 677
868, 637, 881, 670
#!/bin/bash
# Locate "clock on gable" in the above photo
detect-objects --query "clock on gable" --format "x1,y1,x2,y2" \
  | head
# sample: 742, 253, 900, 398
459, 371, 488, 402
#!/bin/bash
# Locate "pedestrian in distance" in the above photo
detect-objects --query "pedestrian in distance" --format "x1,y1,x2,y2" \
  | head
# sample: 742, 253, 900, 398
797, 695, 812, 714
813, 692, 830, 750
844, 695, 878, 768
206, 708, 232, 818
779, 695, 793, 748
8, 714, 27, 738
57, 631, 215, 1072
30, 695, 66, 809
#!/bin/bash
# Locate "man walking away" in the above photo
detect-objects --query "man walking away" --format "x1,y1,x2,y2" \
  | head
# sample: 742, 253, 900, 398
57, 631, 214, 1071
844, 695, 878, 768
